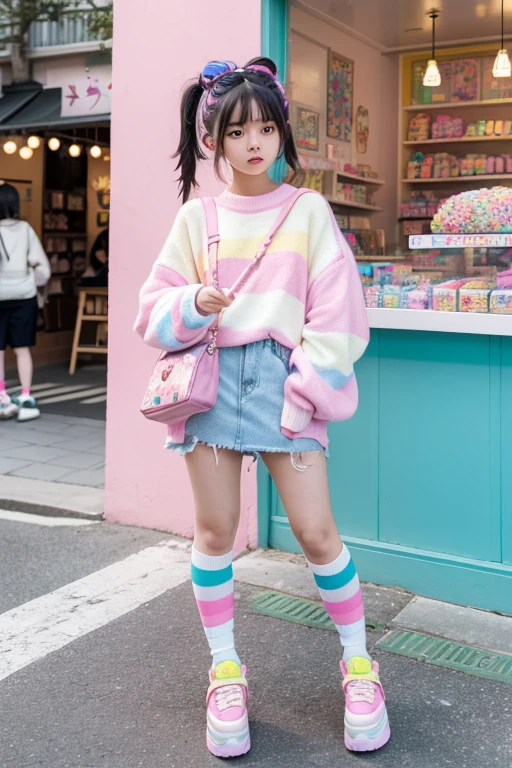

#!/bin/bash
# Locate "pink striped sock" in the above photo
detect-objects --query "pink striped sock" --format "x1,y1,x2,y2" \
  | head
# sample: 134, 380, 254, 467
191, 545, 240, 668
21, 388, 30, 396
0, 381, 5, 392
308, 544, 370, 662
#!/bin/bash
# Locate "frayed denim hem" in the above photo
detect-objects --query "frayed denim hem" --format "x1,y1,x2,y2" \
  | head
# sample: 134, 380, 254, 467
165, 435, 328, 472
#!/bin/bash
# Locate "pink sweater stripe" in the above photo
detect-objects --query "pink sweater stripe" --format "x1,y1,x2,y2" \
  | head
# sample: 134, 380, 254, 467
209, 251, 308, 303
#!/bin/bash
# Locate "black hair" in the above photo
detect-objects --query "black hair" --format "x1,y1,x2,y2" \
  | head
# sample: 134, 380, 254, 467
173, 57, 299, 202
0, 183, 20, 220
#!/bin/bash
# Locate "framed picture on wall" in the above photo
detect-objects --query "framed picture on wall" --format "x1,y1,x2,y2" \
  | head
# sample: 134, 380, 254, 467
327, 50, 354, 143
295, 106, 320, 151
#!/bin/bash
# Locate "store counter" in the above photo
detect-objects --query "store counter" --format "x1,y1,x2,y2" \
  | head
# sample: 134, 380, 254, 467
269, 234, 512, 614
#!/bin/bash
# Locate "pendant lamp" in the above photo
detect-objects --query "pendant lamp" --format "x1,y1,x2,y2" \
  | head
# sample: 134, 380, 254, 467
493, 0, 511, 78
423, 10, 441, 87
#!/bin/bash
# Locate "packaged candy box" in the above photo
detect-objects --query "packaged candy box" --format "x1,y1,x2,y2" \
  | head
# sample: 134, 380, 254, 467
380, 285, 401, 308
432, 278, 474, 312
458, 287, 492, 313
431, 115, 464, 139
364, 285, 380, 308
408, 113, 431, 141
490, 288, 512, 314
400, 286, 432, 310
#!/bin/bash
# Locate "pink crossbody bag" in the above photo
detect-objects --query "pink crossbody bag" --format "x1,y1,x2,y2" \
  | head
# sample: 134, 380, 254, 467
140, 188, 313, 425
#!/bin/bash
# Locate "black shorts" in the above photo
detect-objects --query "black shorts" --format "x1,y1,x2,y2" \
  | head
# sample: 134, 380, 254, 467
0, 297, 37, 350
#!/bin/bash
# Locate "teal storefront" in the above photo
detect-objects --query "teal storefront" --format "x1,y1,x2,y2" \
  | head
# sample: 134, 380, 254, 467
259, 0, 512, 615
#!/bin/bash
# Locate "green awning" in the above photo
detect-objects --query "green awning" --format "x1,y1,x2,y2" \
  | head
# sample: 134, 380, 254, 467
1, 87, 110, 131
0, 83, 42, 125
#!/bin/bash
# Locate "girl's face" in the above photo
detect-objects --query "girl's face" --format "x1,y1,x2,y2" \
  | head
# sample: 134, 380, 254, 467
220, 99, 281, 179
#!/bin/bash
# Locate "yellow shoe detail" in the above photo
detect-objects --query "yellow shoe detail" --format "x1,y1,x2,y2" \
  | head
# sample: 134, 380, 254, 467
347, 657, 372, 675
214, 661, 241, 680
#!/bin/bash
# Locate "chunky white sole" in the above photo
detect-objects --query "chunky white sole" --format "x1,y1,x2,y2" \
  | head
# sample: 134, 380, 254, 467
17, 407, 41, 422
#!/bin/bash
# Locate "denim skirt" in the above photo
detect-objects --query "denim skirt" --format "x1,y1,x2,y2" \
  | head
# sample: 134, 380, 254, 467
165, 339, 326, 461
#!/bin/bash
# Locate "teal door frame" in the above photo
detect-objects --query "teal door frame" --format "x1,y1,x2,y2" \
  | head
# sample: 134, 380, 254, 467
258, 0, 289, 547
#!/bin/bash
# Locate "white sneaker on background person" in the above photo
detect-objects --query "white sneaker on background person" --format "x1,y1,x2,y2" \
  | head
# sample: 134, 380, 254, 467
0, 390, 19, 419
11, 393, 40, 421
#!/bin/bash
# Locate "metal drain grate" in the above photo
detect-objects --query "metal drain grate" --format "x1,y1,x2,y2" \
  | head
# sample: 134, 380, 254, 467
249, 590, 386, 632
377, 629, 512, 684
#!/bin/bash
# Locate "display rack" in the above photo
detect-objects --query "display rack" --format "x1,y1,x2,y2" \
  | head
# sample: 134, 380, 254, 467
398, 44, 512, 243
323, 169, 385, 213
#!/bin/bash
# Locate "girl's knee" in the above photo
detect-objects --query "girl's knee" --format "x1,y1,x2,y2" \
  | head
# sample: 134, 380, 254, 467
195, 523, 238, 554
295, 526, 334, 559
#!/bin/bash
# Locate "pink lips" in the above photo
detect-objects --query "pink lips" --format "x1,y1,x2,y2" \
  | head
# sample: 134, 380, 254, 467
248, 157, 263, 164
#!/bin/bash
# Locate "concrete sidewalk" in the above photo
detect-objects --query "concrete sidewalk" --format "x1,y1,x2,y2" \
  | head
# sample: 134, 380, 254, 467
0, 412, 105, 489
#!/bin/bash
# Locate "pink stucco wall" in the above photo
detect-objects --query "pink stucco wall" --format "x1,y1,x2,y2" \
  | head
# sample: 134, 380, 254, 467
105, 0, 261, 552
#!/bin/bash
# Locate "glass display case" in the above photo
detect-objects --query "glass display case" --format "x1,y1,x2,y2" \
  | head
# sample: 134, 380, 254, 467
359, 233, 512, 336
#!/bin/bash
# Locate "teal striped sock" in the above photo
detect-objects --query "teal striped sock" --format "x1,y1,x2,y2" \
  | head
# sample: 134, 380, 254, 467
191, 545, 241, 668
308, 544, 370, 662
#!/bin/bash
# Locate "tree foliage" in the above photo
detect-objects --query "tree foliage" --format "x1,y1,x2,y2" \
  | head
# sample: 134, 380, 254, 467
0, 1, 113, 48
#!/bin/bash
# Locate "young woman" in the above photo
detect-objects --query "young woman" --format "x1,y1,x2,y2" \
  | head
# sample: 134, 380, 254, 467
0, 183, 50, 421
135, 58, 389, 758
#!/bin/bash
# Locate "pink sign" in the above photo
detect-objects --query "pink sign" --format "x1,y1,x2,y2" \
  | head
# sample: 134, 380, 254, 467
61, 76, 111, 117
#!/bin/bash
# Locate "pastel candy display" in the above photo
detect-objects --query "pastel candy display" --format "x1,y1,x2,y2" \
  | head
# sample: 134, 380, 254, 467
490, 288, 512, 314
431, 187, 512, 234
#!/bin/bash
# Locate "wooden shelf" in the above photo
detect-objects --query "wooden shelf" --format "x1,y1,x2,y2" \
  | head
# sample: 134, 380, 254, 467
43, 231, 87, 237
327, 198, 383, 212
402, 175, 512, 184
75, 346, 108, 354
82, 315, 108, 321
403, 98, 512, 112
404, 136, 512, 146
333, 170, 386, 186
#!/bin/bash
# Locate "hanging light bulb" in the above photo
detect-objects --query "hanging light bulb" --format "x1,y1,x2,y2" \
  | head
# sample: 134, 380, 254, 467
27, 135, 41, 150
493, 0, 511, 77
3, 139, 17, 155
69, 143, 82, 158
423, 10, 442, 87
89, 144, 102, 158
48, 137, 61, 151
19, 146, 33, 160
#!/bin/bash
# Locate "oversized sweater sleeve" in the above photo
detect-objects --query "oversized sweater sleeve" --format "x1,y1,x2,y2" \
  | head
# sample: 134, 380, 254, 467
134, 200, 216, 352
280, 201, 369, 436
27, 224, 51, 287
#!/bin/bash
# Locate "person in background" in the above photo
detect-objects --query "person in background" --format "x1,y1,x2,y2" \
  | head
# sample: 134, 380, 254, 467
0, 183, 51, 421
80, 226, 109, 287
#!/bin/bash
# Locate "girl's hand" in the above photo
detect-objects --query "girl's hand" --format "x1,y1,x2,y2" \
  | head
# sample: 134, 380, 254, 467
196, 287, 233, 316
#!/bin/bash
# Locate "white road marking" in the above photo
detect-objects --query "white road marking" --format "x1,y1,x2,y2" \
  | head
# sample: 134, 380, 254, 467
0, 510, 100, 527
6, 382, 57, 394
38, 387, 107, 405
0, 540, 192, 682
80, 394, 107, 404
24, 384, 94, 399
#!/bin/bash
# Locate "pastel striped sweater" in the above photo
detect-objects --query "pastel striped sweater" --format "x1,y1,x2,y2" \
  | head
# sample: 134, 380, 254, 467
134, 183, 369, 447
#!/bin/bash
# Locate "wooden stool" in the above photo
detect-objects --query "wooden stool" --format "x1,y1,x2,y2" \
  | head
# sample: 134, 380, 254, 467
69, 287, 108, 375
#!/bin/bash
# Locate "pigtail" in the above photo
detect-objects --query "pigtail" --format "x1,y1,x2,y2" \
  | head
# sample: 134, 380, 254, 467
282, 120, 300, 174
173, 81, 206, 202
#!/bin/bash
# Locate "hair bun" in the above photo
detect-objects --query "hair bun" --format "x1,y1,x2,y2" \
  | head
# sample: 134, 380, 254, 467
244, 56, 278, 76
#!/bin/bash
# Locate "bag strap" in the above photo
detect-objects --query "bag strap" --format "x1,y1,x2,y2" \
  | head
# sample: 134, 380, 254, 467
227, 187, 317, 298
201, 197, 219, 291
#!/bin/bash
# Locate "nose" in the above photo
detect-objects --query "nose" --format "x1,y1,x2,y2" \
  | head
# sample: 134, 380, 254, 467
247, 130, 260, 152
